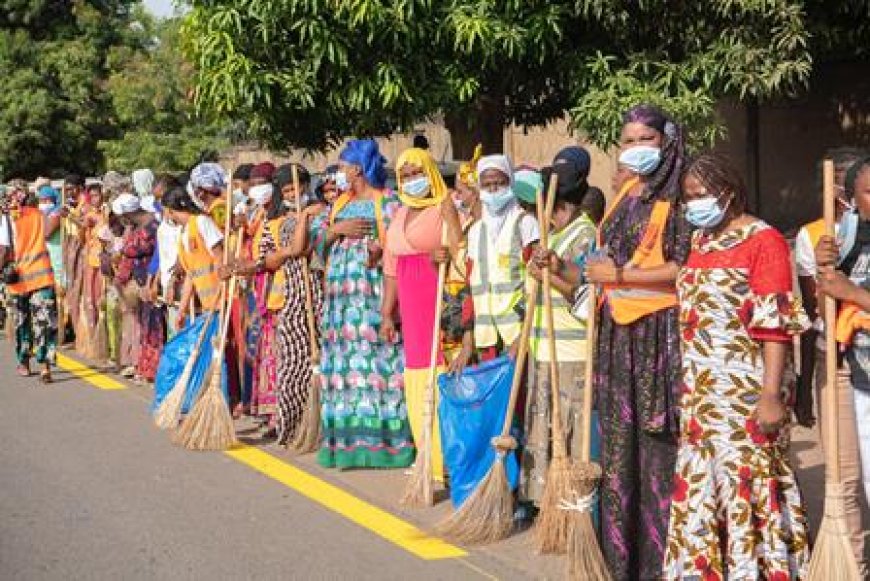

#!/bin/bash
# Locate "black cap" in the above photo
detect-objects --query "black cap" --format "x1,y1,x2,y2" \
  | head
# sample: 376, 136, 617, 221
233, 164, 254, 180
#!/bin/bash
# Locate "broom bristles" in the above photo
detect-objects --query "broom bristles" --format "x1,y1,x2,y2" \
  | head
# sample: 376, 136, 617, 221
287, 372, 322, 454
435, 454, 514, 544
807, 483, 861, 580
172, 359, 237, 451
153, 363, 194, 430
401, 408, 434, 507
566, 462, 611, 580
533, 455, 574, 555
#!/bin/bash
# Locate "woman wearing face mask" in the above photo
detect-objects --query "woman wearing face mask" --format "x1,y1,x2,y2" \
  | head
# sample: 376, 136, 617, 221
310, 138, 412, 470
262, 164, 327, 445
665, 153, 810, 579
230, 180, 285, 436
0, 184, 58, 382
382, 148, 462, 481
466, 154, 540, 363
579, 104, 690, 580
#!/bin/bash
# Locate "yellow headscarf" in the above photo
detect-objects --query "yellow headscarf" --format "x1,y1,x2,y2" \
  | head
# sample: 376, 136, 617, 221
396, 147, 448, 209
457, 144, 484, 187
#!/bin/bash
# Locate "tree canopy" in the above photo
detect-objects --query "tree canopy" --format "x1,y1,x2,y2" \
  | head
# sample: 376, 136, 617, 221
182, 0, 842, 157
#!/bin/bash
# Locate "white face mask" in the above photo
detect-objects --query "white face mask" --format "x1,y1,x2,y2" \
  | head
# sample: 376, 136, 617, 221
38, 202, 54, 214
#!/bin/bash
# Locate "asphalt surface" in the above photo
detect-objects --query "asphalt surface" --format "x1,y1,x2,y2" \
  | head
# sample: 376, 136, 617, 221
0, 346, 514, 581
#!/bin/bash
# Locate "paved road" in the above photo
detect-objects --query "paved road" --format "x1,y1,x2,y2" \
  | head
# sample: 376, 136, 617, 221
0, 347, 514, 581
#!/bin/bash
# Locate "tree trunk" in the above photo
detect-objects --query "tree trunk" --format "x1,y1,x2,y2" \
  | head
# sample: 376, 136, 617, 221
444, 94, 505, 161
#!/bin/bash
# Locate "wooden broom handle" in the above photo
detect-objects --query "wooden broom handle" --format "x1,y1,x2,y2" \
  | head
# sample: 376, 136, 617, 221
216, 226, 245, 355
499, 280, 539, 436
293, 165, 321, 362
579, 285, 598, 463
425, 224, 449, 404
823, 159, 841, 484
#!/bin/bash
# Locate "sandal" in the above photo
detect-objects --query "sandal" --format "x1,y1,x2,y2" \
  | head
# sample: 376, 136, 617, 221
16, 364, 31, 377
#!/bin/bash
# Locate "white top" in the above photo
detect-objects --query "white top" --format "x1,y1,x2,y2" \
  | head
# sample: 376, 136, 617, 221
0, 215, 14, 247
181, 215, 223, 255
156, 221, 181, 292
795, 222, 840, 277
481, 200, 540, 247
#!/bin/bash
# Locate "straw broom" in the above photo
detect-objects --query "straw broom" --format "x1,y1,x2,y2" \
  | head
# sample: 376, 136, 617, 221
807, 160, 861, 580
288, 165, 324, 453
434, 197, 545, 545
172, 178, 239, 451
565, 283, 611, 580
533, 173, 575, 555
401, 223, 449, 507
153, 307, 218, 430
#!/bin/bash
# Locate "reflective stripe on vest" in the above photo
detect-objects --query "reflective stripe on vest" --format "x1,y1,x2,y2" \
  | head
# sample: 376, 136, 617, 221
178, 216, 222, 311
7, 208, 56, 295
599, 179, 678, 325
266, 218, 288, 311
529, 214, 595, 362
469, 205, 525, 348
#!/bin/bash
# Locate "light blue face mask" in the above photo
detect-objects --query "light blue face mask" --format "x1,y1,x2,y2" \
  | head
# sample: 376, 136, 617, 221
335, 171, 350, 192
685, 196, 729, 229
401, 176, 430, 198
619, 145, 662, 176
480, 187, 514, 213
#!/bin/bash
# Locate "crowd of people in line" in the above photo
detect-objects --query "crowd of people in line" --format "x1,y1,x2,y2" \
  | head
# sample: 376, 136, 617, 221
2, 103, 870, 580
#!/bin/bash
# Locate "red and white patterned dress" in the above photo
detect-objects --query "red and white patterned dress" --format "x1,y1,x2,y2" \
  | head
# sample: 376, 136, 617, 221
664, 220, 811, 580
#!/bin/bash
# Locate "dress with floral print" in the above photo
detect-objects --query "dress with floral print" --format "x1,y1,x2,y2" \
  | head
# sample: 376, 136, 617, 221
664, 220, 811, 580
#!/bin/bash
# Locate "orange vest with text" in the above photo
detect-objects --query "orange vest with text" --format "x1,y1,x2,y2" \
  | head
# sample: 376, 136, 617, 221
7, 207, 56, 295
599, 177, 678, 325
178, 217, 222, 311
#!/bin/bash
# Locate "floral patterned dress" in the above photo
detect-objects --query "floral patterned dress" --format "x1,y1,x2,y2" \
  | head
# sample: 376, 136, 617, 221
665, 221, 811, 580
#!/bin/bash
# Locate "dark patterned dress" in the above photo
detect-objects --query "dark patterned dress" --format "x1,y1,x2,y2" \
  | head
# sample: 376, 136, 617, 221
595, 191, 691, 581
269, 214, 324, 445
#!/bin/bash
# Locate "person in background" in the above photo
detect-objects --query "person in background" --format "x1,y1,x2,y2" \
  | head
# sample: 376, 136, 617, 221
794, 148, 865, 427
232, 164, 254, 199
0, 184, 58, 382
80, 183, 108, 362
189, 162, 229, 231
37, 186, 64, 293
523, 161, 597, 511
312, 138, 412, 470
665, 153, 811, 579
413, 134, 430, 151
61, 173, 87, 346
583, 105, 690, 580
314, 166, 341, 205
815, 155, 870, 577
512, 167, 540, 215
453, 146, 483, 226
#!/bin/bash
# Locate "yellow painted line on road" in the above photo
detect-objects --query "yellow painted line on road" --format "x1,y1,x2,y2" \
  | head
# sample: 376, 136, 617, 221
56, 353, 127, 391
225, 444, 467, 561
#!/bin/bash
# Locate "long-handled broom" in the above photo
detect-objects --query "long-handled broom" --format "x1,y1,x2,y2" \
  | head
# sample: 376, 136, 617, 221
153, 307, 219, 430
172, 177, 239, 451
401, 223, 449, 507
565, 283, 611, 579
807, 159, 861, 580
533, 174, 575, 555
434, 188, 548, 544
288, 165, 324, 453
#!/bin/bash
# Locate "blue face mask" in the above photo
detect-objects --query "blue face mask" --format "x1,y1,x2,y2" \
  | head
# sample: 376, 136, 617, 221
619, 145, 662, 176
401, 176, 430, 198
685, 196, 729, 229
480, 187, 514, 214
335, 171, 350, 192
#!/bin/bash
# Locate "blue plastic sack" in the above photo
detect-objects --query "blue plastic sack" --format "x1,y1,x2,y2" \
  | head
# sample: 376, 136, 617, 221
438, 356, 520, 508
152, 313, 223, 414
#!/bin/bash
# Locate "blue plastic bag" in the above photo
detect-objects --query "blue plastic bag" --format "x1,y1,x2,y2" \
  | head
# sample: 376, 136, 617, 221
152, 313, 223, 414
438, 356, 520, 508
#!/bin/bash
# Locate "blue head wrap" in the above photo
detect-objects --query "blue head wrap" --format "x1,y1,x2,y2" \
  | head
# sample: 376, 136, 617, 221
37, 185, 60, 211
339, 139, 387, 188
553, 146, 591, 178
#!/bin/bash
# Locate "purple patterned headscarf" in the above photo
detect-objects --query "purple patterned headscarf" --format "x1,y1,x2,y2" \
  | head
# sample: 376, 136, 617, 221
622, 104, 685, 201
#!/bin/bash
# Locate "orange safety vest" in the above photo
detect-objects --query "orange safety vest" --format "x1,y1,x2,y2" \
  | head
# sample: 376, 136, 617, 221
265, 217, 288, 311
6, 207, 56, 295
178, 216, 222, 311
328, 190, 386, 246
598, 177, 678, 325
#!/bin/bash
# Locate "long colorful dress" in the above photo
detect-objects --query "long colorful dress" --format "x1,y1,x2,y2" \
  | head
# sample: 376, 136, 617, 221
664, 221, 811, 580
596, 193, 690, 581
384, 205, 445, 480
271, 213, 324, 445
314, 194, 414, 469
115, 220, 158, 372
250, 218, 281, 425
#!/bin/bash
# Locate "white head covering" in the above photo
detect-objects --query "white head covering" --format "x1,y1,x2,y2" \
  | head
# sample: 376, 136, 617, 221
233, 200, 249, 216
132, 169, 155, 197
111, 193, 141, 216
190, 162, 227, 192
140, 195, 157, 214
34, 177, 51, 190
476, 154, 514, 186
249, 183, 273, 206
